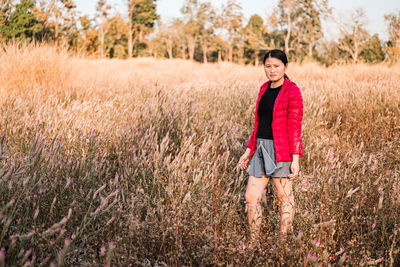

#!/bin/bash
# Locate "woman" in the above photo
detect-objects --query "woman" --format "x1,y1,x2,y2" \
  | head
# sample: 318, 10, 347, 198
238, 49, 303, 245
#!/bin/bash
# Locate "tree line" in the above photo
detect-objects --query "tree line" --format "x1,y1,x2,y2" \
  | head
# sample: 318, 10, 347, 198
1, 0, 399, 65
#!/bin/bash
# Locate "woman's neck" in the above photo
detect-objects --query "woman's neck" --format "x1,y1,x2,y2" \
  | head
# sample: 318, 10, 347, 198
271, 77, 285, 88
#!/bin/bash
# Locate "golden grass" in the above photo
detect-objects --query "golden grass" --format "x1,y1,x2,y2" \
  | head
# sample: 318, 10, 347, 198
0, 43, 399, 265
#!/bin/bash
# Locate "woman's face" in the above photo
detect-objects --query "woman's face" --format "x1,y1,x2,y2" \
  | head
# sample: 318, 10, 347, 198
264, 57, 287, 83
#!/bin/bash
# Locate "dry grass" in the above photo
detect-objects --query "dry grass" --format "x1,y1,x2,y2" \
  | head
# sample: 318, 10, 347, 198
0, 43, 399, 266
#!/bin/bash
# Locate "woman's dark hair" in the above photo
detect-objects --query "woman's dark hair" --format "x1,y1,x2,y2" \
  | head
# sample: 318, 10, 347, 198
263, 49, 288, 65
263, 49, 290, 80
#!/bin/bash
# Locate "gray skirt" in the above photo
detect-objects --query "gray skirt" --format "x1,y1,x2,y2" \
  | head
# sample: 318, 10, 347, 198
247, 138, 292, 178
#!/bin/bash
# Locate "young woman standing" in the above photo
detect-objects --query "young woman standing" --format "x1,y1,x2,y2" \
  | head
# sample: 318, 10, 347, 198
238, 49, 303, 245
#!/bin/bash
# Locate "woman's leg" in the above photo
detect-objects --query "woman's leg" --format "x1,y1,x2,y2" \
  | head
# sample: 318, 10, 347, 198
245, 175, 270, 242
273, 178, 295, 234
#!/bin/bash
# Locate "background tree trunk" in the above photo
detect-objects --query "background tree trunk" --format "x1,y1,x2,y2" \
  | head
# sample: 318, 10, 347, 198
167, 37, 173, 59
228, 43, 233, 62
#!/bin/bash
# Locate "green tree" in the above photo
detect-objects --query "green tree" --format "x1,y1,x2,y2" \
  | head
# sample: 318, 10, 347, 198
0, 0, 13, 42
360, 34, 384, 63
244, 14, 269, 65
297, 0, 329, 59
384, 11, 400, 63
105, 13, 128, 58
127, 0, 159, 57
0, 0, 43, 42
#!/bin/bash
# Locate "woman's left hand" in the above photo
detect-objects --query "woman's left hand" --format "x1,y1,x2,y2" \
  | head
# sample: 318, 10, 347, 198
288, 155, 299, 179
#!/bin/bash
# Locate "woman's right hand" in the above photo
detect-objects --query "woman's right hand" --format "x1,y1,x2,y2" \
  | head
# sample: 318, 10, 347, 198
238, 148, 251, 170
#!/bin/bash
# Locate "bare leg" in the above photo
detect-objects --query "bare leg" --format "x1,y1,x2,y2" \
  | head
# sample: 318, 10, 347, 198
245, 175, 270, 243
273, 178, 295, 235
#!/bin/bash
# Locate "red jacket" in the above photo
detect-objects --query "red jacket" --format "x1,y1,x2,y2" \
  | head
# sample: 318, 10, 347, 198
247, 78, 303, 162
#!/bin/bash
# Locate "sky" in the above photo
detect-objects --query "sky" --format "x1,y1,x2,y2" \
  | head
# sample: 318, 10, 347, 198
73, 0, 400, 41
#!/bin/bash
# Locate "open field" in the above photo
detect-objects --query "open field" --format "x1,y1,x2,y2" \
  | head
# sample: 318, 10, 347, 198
0, 44, 399, 266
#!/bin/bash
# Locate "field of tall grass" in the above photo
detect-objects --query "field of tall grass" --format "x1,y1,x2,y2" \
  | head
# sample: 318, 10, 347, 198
0, 44, 399, 266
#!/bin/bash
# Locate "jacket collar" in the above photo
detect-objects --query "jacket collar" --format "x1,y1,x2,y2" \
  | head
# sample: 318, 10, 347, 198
259, 78, 290, 97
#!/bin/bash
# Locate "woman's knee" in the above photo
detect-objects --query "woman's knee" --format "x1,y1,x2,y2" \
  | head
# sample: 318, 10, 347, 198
245, 189, 262, 205
245, 176, 269, 205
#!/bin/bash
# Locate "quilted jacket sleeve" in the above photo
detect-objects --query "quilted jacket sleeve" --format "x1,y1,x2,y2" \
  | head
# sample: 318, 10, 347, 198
247, 123, 256, 149
287, 84, 303, 157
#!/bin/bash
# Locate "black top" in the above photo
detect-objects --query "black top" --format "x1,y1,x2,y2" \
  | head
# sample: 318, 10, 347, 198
256, 83, 282, 140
